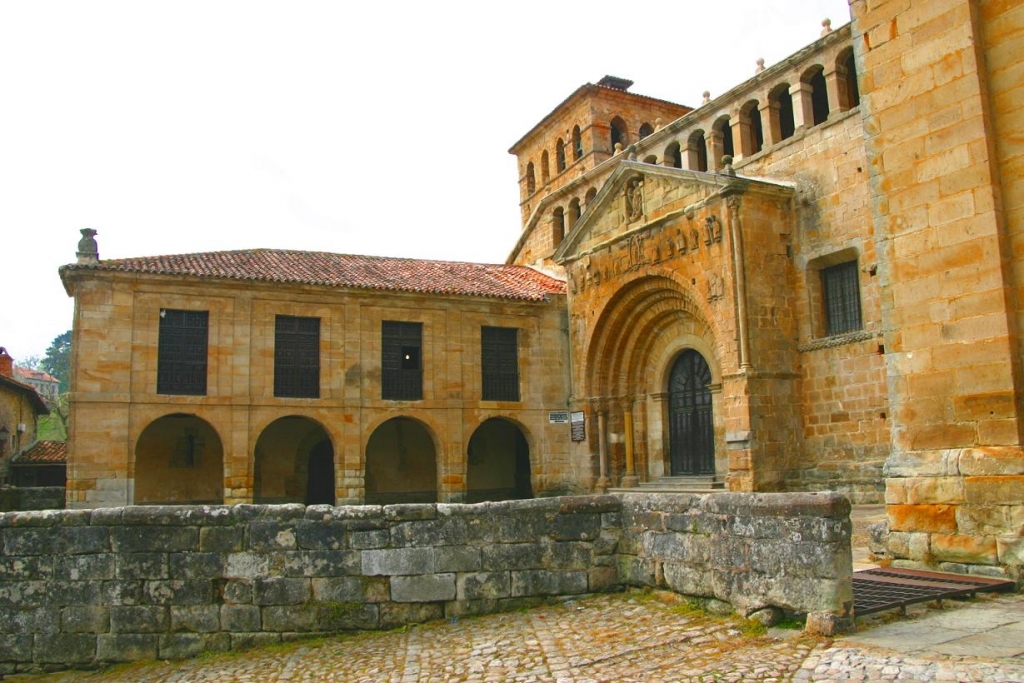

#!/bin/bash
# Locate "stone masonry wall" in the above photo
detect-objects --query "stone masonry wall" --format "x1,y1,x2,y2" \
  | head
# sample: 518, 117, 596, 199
0, 493, 851, 674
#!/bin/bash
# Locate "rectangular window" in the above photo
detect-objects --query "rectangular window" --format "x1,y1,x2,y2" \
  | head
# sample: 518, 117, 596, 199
481, 326, 520, 401
822, 261, 863, 336
382, 321, 422, 400
157, 309, 209, 395
274, 315, 320, 398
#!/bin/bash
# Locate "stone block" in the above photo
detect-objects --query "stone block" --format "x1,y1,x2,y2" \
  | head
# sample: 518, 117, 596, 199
0, 555, 53, 581
884, 450, 960, 477
956, 505, 1010, 535
3, 527, 59, 555
0, 634, 33, 662
362, 548, 433, 576
169, 552, 224, 579
280, 550, 360, 577
230, 632, 281, 650
200, 526, 244, 553
158, 633, 208, 660
110, 605, 169, 633
391, 574, 456, 602
225, 552, 269, 579
263, 604, 319, 632
349, 529, 389, 549
510, 570, 587, 597
457, 572, 511, 600
663, 562, 712, 597
34, 633, 96, 664
558, 495, 620, 515
0, 581, 47, 608
887, 504, 957, 533
383, 504, 437, 522
958, 447, 1024, 476
434, 545, 481, 572
930, 533, 998, 565
100, 581, 144, 606
618, 555, 658, 588
546, 541, 593, 570
62, 526, 111, 554
111, 526, 198, 553
144, 579, 213, 605
551, 513, 600, 541
481, 543, 545, 571
96, 633, 158, 662
588, 566, 618, 592
316, 602, 379, 631
56, 553, 115, 581
0, 606, 59, 634
902, 476, 965, 504
964, 476, 1024, 505
805, 611, 855, 636
61, 605, 110, 633
445, 598, 499, 618
170, 605, 220, 632
378, 602, 443, 629
220, 604, 261, 632
254, 577, 310, 605
116, 552, 168, 580
391, 518, 467, 547
495, 509, 551, 543
247, 522, 298, 551
222, 579, 253, 604
295, 520, 346, 550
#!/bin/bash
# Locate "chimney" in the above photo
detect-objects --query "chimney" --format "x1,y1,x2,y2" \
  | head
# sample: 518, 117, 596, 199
596, 75, 634, 92
0, 347, 12, 378
76, 228, 99, 264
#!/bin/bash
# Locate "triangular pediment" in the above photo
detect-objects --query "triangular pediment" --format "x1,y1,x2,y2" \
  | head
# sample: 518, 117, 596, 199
552, 161, 792, 264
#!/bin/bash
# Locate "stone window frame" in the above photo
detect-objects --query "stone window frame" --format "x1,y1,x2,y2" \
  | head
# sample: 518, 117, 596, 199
806, 247, 863, 340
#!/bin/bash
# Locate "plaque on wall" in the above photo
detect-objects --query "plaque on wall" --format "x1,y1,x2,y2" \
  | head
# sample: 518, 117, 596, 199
570, 411, 586, 442
549, 411, 569, 424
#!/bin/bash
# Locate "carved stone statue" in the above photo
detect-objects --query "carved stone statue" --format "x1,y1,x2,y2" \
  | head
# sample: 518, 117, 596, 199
626, 179, 644, 222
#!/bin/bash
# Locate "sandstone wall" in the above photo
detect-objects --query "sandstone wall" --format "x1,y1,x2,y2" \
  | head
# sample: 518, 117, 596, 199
0, 493, 852, 674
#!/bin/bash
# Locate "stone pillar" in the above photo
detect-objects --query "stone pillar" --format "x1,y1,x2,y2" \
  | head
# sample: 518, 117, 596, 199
732, 115, 753, 160
649, 393, 669, 479
760, 100, 782, 147
596, 405, 609, 492
789, 82, 815, 131
823, 65, 851, 116
705, 130, 724, 172
620, 398, 638, 488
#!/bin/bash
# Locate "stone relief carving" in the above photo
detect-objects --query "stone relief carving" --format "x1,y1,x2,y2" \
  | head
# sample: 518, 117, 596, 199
627, 234, 646, 270
705, 215, 722, 245
707, 273, 725, 302
690, 226, 701, 253
626, 178, 644, 222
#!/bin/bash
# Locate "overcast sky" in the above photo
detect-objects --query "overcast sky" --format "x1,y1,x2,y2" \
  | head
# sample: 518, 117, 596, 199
0, 0, 851, 361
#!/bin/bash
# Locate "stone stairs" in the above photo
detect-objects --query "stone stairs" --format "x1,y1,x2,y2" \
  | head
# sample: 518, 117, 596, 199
609, 475, 726, 494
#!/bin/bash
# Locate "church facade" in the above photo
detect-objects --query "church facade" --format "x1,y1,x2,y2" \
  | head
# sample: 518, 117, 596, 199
61, 0, 1024, 573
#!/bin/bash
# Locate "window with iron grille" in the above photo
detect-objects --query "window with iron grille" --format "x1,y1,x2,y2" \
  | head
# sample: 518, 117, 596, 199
822, 260, 862, 336
382, 321, 422, 400
157, 309, 209, 395
274, 315, 320, 398
481, 326, 519, 401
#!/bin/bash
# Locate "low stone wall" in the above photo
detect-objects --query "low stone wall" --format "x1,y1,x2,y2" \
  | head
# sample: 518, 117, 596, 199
0, 492, 852, 673
0, 486, 65, 512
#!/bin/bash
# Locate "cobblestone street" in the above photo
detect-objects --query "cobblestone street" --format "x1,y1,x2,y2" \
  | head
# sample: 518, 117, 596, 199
13, 591, 1024, 682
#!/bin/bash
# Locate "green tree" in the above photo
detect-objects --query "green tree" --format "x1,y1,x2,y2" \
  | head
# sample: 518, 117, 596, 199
41, 330, 71, 394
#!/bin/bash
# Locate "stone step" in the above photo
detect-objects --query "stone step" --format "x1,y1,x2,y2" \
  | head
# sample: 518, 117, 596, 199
608, 475, 726, 494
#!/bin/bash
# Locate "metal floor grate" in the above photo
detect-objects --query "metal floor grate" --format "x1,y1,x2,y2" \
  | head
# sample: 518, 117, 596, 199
853, 567, 1015, 616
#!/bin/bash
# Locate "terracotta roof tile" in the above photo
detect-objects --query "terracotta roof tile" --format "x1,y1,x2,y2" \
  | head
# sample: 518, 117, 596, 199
14, 440, 66, 464
14, 367, 58, 384
61, 249, 566, 302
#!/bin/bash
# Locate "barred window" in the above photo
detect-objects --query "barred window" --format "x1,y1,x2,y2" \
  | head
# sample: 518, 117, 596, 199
482, 326, 519, 402
822, 261, 862, 336
382, 321, 422, 401
157, 309, 209, 395
274, 315, 320, 398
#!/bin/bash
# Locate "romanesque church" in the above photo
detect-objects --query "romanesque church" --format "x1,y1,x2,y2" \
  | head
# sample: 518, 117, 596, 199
60, 1, 1024, 573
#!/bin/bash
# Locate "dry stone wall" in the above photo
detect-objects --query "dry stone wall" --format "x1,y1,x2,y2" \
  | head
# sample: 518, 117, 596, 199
0, 492, 852, 674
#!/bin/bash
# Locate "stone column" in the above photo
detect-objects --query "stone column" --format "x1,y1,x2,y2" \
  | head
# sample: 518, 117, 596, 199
596, 407, 609, 492
760, 100, 782, 147
823, 65, 851, 116
732, 115, 753, 160
620, 398, 638, 488
790, 82, 815, 131
649, 393, 669, 479
705, 130, 725, 172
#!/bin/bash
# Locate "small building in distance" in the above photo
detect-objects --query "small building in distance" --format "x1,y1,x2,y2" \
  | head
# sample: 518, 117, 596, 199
13, 366, 60, 403
0, 347, 51, 486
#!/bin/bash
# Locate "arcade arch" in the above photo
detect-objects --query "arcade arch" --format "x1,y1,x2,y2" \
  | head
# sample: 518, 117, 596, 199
253, 416, 335, 505
134, 413, 224, 504
364, 417, 437, 504
465, 418, 533, 503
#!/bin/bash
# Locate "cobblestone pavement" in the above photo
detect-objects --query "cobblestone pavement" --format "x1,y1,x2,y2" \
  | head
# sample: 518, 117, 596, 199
12, 592, 1024, 682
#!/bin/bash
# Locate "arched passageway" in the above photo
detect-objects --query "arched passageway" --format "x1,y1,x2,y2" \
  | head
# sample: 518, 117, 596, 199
365, 417, 437, 505
254, 416, 335, 505
668, 350, 715, 475
466, 418, 533, 503
134, 413, 224, 504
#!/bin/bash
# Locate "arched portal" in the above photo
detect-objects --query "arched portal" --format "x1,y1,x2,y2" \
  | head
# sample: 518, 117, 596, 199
364, 417, 437, 505
466, 418, 532, 503
134, 413, 224, 504
254, 416, 335, 505
667, 350, 715, 475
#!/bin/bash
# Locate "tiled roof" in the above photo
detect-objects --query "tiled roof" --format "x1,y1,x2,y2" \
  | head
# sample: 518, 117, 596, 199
0, 375, 50, 414
14, 440, 66, 464
14, 366, 58, 384
61, 249, 566, 302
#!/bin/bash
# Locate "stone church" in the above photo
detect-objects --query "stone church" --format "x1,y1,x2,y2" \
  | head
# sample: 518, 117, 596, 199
60, 0, 1024, 574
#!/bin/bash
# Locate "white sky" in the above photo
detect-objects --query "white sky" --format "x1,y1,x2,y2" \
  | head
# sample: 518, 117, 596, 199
0, 0, 852, 361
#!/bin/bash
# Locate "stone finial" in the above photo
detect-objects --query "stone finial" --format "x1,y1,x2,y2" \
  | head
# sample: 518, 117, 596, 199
76, 228, 99, 264
821, 18, 832, 36
702, 91, 711, 105
721, 155, 736, 177
614, 142, 624, 154
756, 58, 765, 74
654, 117, 662, 131
626, 145, 638, 161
